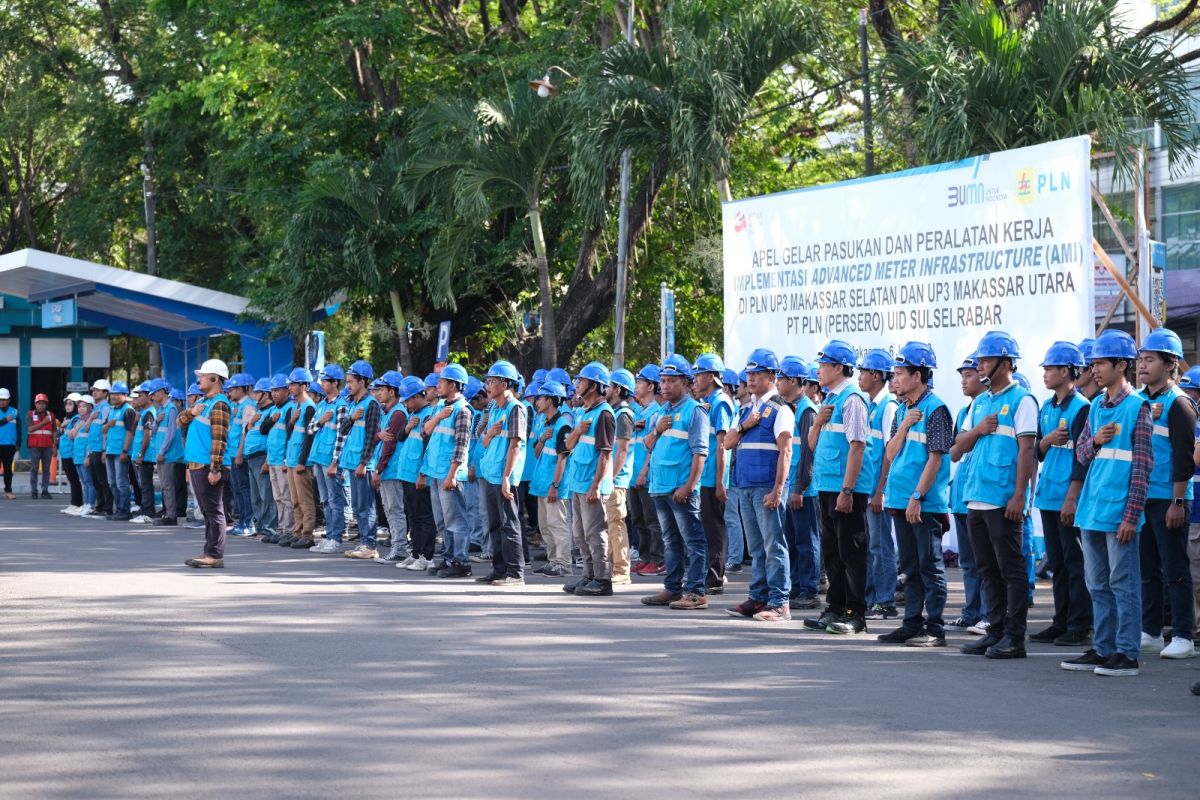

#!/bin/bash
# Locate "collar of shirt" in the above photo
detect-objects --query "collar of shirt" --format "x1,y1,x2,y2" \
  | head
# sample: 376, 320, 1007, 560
1101, 385, 1132, 408
829, 377, 854, 397
871, 388, 891, 406
905, 386, 933, 407
753, 388, 780, 412
1143, 383, 1174, 400
987, 381, 1020, 401
1050, 388, 1078, 409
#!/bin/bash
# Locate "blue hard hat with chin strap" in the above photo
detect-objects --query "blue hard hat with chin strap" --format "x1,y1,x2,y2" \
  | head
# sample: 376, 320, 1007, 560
894, 342, 936, 370
816, 340, 856, 367
1138, 327, 1184, 359
1092, 328, 1138, 361
858, 348, 896, 374
576, 361, 610, 386
1040, 341, 1086, 368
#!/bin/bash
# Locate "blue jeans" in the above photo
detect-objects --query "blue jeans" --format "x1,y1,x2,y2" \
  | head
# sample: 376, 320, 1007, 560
431, 479, 470, 564
246, 453, 277, 535
732, 486, 791, 608
724, 493, 745, 567
348, 472, 377, 547
105, 454, 131, 514
78, 459, 96, 506
653, 491, 707, 595
230, 460, 254, 529
894, 512, 948, 634
464, 478, 486, 548
315, 466, 347, 543
866, 507, 896, 608
784, 497, 820, 598
954, 513, 984, 624
1140, 499, 1195, 639
1082, 529, 1142, 659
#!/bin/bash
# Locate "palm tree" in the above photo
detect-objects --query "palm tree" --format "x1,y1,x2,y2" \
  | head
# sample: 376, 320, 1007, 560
279, 144, 433, 373
406, 88, 571, 368
885, 0, 1198, 175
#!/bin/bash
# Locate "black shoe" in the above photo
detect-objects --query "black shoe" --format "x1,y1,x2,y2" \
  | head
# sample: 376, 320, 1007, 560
789, 594, 822, 610
985, 635, 1027, 659
575, 578, 613, 597
706, 581, 726, 596
1094, 653, 1139, 677
803, 609, 838, 631
290, 538, 314, 549
1028, 625, 1066, 644
877, 626, 922, 644
1190, 681, 1200, 696
261, 534, 279, 544
475, 573, 504, 584
40, 491, 51, 499
32, 491, 39, 499
153, 516, 177, 526
827, 613, 867, 635
865, 604, 899, 620
437, 562, 471, 578
960, 635, 1001, 655
110, 513, 132, 522
906, 631, 947, 648
563, 576, 592, 594
277, 535, 295, 547
426, 558, 446, 575
1060, 648, 1108, 672
726, 563, 743, 574
1053, 629, 1091, 647
104, 514, 116, 521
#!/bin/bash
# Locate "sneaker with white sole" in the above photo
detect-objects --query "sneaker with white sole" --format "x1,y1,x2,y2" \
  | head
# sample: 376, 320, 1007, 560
397, 555, 417, 568
375, 544, 409, 563
1161, 636, 1196, 659
967, 620, 991, 636
1141, 633, 1165, 654
345, 545, 377, 559
404, 556, 429, 571
310, 539, 342, 554
130, 515, 150, 524
60, 505, 81, 515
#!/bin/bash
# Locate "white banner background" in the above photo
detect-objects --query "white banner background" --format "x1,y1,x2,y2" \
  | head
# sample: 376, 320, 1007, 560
723, 136, 1094, 417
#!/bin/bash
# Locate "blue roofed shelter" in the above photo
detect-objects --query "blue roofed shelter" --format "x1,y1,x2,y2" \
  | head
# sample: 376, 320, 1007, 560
0, 249, 304, 435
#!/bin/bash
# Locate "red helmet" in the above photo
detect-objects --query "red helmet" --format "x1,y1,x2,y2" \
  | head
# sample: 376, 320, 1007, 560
34, 393, 48, 403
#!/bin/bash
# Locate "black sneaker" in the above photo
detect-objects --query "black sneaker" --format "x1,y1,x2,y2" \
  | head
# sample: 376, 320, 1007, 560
789, 594, 822, 610
803, 609, 838, 631
827, 613, 867, 635
865, 603, 898, 620
1094, 653, 1139, 677
154, 516, 178, 527
960, 635, 1001, 655
277, 535, 295, 547
726, 563, 744, 574
437, 562, 472, 578
40, 491, 51, 499
984, 635, 1027, 659
877, 626, 921, 644
575, 579, 613, 596
1029, 625, 1066, 644
1053, 630, 1091, 647
475, 573, 503, 584
905, 631, 947, 648
563, 576, 592, 594
110, 513, 132, 522
1060, 649, 1108, 672
1191, 681, 1200, 696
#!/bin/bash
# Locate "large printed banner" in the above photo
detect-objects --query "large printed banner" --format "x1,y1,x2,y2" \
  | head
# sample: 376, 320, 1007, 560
723, 136, 1094, 409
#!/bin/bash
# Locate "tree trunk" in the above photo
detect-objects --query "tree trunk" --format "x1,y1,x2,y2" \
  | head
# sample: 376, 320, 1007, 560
528, 201, 557, 368
388, 289, 414, 374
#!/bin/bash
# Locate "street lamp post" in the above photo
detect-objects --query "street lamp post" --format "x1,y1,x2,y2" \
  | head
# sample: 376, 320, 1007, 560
140, 160, 161, 377
611, 0, 635, 371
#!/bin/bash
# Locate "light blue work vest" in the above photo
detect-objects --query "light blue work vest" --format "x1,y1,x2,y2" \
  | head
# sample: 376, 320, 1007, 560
422, 397, 469, 481
398, 405, 433, 483
87, 400, 109, 453
183, 394, 231, 466
863, 391, 897, 494
530, 411, 572, 498
1033, 391, 1089, 512
565, 401, 614, 495
0, 406, 16, 446
132, 406, 159, 461
307, 396, 344, 467
813, 384, 873, 494
1142, 385, 1194, 501
59, 414, 77, 461
481, 397, 526, 486
265, 401, 294, 466
648, 396, 700, 496
630, 400, 660, 484
612, 403, 635, 489
104, 402, 132, 455
788, 395, 818, 497
242, 402, 267, 457
962, 381, 1032, 507
371, 404, 405, 480
700, 390, 734, 489
338, 394, 379, 470
883, 391, 950, 512
1077, 392, 1148, 533
285, 397, 315, 468
521, 401, 539, 483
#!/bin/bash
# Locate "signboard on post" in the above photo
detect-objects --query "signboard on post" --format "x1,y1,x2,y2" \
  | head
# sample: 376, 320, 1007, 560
660, 283, 676, 360
1149, 239, 1166, 326
723, 136, 1093, 416
41, 299, 77, 329
436, 320, 452, 365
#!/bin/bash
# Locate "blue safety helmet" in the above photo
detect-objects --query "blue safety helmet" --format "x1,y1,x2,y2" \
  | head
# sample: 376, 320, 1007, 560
251, 378, 270, 393
421, 372, 438, 389
858, 348, 896, 374
532, 368, 549, 384
538, 380, 568, 399
957, 352, 980, 373
464, 377, 484, 399
1138, 327, 1184, 359
1179, 366, 1200, 390
894, 341, 937, 370
169, 388, 185, 402
517, 374, 526, 395
778, 356, 808, 380
524, 381, 542, 399
369, 378, 385, 389
1040, 341, 1086, 369
398, 376, 425, 401
1078, 338, 1096, 366
486, 360, 522, 383
319, 364, 345, 382
722, 368, 738, 388
636, 364, 660, 385
134, 381, 152, 395
347, 360, 374, 380
440, 363, 469, 386
268, 375, 288, 391
1091, 328, 1138, 361
187, 382, 201, 396
110, 381, 130, 394
577, 361, 611, 387
1012, 372, 1031, 391
147, 378, 169, 394
816, 340, 856, 367
975, 330, 1020, 360
609, 368, 636, 395
738, 369, 749, 384
692, 353, 725, 375
659, 354, 693, 380
547, 367, 572, 386
309, 380, 323, 394
287, 367, 313, 384
744, 348, 780, 373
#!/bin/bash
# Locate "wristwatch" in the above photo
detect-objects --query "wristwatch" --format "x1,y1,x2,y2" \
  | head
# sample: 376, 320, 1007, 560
840, 487, 853, 495
911, 491, 924, 502
1172, 497, 1185, 506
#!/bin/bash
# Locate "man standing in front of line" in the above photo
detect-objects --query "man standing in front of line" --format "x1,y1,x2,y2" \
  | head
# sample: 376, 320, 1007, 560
179, 359, 232, 569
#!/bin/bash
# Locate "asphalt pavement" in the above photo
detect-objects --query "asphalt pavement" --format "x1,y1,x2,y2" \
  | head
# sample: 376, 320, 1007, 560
2, 494, 1198, 799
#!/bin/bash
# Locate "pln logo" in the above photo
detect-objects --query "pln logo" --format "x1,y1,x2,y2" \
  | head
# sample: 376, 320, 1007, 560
734, 212, 748, 233
1014, 168, 1036, 204
731, 210, 762, 235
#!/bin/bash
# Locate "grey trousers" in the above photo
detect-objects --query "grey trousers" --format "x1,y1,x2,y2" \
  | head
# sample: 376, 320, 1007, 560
573, 492, 612, 579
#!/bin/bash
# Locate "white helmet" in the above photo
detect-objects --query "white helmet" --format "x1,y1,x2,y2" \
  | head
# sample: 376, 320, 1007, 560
0, 388, 9, 400
65, 392, 83, 403
92, 379, 112, 392
194, 358, 230, 380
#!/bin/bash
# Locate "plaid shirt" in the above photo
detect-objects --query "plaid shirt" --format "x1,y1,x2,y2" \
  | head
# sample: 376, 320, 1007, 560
1076, 386, 1154, 527
451, 400, 472, 465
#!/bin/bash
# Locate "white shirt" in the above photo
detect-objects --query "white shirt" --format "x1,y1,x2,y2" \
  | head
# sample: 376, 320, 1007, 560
750, 388, 795, 440
872, 388, 897, 444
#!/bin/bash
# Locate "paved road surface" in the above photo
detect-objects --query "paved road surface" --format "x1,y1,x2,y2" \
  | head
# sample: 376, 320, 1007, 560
2, 497, 1197, 799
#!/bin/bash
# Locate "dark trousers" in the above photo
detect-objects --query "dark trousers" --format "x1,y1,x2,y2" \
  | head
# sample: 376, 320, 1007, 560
172, 462, 188, 518
894, 512, 948, 635
967, 508, 1029, 639
189, 467, 228, 559
482, 479, 524, 578
1039, 509, 1091, 633
700, 486, 727, 587
631, 486, 663, 562
136, 461, 156, 517
817, 491, 870, 616
128, 460, 143, 507
88, 451, 112, 513
64, 458, 83, 506
0, 445, 14, 493
1140, 499, 1195, 639
403, 480, 437, 558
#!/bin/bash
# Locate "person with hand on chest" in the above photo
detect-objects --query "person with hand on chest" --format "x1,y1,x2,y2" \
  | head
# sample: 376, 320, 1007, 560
475, 361, 529, 587
179, 359, 233, 569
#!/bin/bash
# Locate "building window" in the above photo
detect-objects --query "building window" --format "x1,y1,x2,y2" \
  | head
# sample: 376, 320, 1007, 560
1160, 185, 1200, 271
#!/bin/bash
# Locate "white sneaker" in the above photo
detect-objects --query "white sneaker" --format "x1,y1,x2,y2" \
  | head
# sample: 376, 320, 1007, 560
404, 556, 429, 571
967, 621, 991, 636
130, 515, 149, 524
76, 504, 93, 516
1141, 633, 1165, 654
61, 505, 80, 515
377, 526, 390, 539
310, 539, 342, 554
398, 555, 417, 568
1160, 636, 1196, 659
